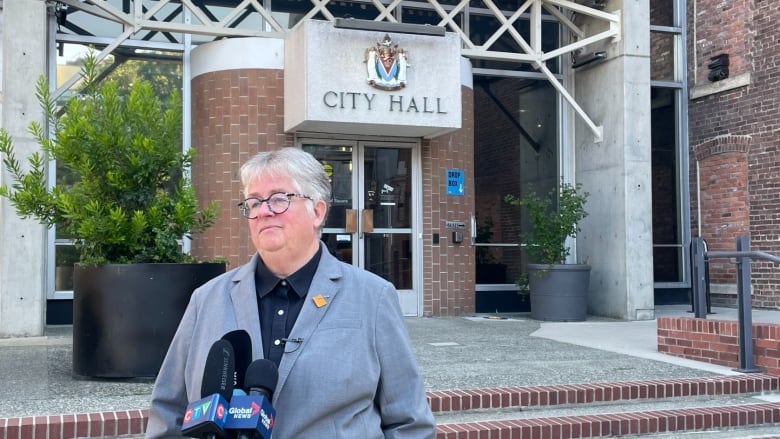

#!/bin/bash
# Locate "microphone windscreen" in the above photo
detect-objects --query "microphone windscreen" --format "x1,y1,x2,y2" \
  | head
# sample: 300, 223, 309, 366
221, 329, 252, 390
201, 339, 235, 400
245, 359, 279, 400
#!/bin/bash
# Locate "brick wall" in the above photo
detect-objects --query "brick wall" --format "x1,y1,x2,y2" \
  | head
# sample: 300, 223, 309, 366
190, 68, 293, 268
691, 136, 750, 285
422, 86, 476, 317
657, 317, 780, 376
687, 0, 780, 307
689, 0, 751, 86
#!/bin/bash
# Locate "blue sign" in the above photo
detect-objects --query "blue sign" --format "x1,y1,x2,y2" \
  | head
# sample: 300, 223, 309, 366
446, 169, 464, 196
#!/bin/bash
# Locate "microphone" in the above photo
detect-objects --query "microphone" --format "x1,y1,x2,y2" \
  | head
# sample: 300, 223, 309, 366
225, 359, 279, 439
181, 339, 235, 439
221, 329, 252, 391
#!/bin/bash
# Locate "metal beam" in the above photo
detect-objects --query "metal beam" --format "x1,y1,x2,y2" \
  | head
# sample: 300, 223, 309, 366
54, 0, 620, 138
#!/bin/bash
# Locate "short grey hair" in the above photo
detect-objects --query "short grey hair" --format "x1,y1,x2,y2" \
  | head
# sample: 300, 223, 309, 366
240, 147, 332, 213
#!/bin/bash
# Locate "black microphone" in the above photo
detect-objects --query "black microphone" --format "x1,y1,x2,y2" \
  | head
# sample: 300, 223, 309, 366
181, 339, 235, 439
225, 359, 279, 439
222, 329, 252, 391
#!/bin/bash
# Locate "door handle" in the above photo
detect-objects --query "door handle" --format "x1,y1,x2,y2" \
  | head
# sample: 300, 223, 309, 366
362, 209, 374, 233
346, 209, 358, 233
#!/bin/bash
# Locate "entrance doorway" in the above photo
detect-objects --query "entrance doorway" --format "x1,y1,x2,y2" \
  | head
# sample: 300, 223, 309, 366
302, 140, 420, 316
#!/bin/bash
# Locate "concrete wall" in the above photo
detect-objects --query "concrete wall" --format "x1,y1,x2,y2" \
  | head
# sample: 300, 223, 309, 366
575, 0, 655, 320
0, 0, 48, 336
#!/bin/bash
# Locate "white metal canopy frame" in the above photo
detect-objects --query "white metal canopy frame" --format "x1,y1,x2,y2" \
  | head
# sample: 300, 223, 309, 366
53, 0, 620, 140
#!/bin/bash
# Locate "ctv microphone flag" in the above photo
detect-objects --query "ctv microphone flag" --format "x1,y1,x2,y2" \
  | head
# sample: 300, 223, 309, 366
181, 393, 230, 438
181, 339, 235, 438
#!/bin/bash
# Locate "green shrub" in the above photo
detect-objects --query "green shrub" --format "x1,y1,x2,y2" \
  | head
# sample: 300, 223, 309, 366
504, 181, 589, 265
0, 52, 218, 264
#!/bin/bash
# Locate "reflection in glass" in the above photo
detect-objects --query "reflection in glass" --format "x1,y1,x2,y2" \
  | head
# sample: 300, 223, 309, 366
321, 233, 353, 264
650, 0, 675, 26
365, 234, 412, 289
302, 144, 353, 229
650, 32, 676, 82
55, 243, 79, 291
363, 148, 411, 229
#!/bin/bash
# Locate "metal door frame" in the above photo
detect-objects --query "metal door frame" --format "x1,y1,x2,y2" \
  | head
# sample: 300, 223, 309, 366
298, 137, 422, 316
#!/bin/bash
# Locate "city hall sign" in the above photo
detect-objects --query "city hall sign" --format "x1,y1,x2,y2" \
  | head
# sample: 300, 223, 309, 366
285, 20, 463, 138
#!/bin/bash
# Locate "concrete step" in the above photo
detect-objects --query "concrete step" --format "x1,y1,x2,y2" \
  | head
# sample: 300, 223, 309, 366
2, 375, 779, 438
431, 375, 780, 438
621, 430, 780, 438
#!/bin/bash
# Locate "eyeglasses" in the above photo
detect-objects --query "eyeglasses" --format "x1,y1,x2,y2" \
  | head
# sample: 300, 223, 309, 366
238, 192, 313, 219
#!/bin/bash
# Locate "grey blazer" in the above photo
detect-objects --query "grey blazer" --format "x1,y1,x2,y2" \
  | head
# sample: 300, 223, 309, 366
145, 245, 435, 438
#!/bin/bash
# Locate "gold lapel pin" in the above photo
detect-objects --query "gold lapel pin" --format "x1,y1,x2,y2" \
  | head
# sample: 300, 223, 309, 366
313, 294, 328, 308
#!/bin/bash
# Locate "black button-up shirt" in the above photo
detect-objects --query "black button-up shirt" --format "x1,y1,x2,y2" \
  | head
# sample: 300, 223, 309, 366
255, 247, 321, 367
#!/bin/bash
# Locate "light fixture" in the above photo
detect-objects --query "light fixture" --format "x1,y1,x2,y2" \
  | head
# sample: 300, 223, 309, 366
55, 2, 69, 27
572, 51, 607, 69
333, 18, 446, 37
707, 54, 729, 82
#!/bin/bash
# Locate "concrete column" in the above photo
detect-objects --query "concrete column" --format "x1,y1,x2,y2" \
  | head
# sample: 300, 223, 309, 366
0, 0, 48, 336
575, 0, 655, 320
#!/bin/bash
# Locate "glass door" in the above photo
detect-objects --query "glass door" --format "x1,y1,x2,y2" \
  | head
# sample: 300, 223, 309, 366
302, 140, 419, 316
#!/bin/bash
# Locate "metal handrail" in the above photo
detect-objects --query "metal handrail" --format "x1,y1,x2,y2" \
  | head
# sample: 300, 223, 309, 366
707, 250, 780, 264
690, 236, 780, 373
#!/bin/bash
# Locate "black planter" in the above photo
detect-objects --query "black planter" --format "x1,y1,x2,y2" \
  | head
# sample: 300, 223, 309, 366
528, 263, 591, 322
73, 262, 226, 378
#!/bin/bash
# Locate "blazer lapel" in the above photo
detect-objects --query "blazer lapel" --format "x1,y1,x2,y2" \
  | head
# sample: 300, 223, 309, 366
274, 249, 343, 395
230, 254, 264, 361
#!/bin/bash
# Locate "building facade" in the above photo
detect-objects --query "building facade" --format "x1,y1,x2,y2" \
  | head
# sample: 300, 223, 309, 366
686, 0, 780, 308
4, 0, 767, 337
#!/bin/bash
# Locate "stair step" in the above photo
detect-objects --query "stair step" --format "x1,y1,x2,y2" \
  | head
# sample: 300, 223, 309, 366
431, 375, 780, 438
622, 430, 780, 438
428, 375, 780, 413
2, 376, 779, 438
434, 393, 773, 424
435, 403, 780, 438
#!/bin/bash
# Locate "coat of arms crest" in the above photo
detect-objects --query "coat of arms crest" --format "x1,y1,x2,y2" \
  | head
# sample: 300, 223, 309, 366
365, 34, 409, 91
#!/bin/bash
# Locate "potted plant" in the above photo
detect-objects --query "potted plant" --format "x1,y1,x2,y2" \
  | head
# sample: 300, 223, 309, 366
0, 52, 223, 378
504, 181, 590, 321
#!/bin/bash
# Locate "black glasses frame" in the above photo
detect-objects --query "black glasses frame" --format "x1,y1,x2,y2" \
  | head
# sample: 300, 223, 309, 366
238, 192, 313, 219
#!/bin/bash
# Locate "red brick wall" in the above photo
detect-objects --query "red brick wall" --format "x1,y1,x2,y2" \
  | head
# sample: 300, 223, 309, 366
422, 85, 476, 317
657, 317, 780, 376
190, 68, 293, 268
687, 0, 780, 307
691, 136, 750, 284
688, 0, 751, 86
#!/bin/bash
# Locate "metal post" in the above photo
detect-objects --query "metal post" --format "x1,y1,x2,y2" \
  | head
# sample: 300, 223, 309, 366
690, 237, 708, 319
735, 236, 760, 373
703, 239, 713, 315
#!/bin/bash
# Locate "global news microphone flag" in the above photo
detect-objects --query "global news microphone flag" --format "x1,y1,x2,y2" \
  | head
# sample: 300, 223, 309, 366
225, 359, 279, 439
181, 339, 235, 439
